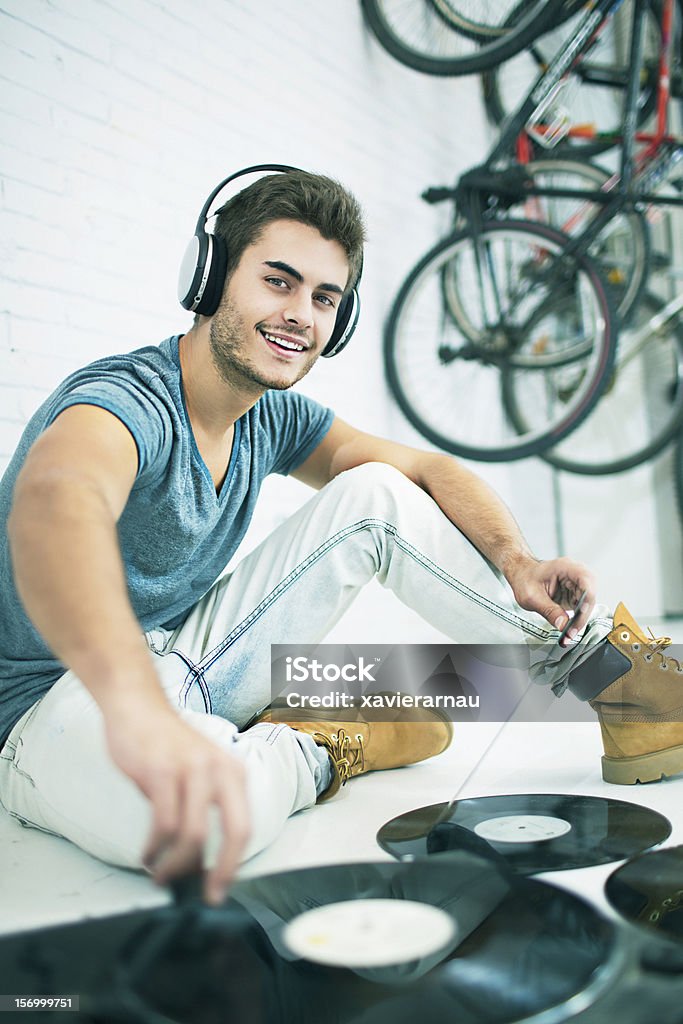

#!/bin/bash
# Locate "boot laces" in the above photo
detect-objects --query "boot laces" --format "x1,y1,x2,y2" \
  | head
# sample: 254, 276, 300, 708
637, 629, 683, 673
313, 728, 365, 785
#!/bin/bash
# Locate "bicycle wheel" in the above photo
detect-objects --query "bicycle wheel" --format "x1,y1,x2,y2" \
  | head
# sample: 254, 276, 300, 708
384, 219, 617, 462
504, 293, 683, 474
429, 0, 537, 39
440, 159, 645, 352
360, 0, 566, 77
482, 0, 661, 156
497, 158, 650, 323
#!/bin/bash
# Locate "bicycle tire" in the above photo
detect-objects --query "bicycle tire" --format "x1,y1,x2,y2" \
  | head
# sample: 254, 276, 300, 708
505, 293, 683, 474
384, 219, 617, 462
482, 0, 661, 157
360, 0, 566, 77
429, 0, 537, 39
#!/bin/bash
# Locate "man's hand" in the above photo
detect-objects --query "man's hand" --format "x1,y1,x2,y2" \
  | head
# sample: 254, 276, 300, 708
103, 701, 250, 905
504, 555, 596, 647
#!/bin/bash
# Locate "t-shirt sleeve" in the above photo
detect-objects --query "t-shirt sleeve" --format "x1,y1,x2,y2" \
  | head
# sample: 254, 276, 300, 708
263, 390, 334, 476
45, 377, 173, 485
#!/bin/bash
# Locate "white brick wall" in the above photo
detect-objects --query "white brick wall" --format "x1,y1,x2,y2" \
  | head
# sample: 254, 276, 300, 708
0, 1, 487, 457
0, 0, 487, 423
1, 0, 679, 617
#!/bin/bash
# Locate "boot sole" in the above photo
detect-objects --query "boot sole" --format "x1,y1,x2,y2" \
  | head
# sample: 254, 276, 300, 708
602, 743, 683, 784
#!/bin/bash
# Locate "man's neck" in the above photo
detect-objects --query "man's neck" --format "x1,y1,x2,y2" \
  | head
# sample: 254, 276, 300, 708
178, 325, 263, 439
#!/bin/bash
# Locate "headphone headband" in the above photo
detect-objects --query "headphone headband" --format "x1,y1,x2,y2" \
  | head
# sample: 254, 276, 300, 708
193, 163, 303, 234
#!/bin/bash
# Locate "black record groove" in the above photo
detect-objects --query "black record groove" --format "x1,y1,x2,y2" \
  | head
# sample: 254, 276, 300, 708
376, 793, 672, 874
115, 855, 623, 1024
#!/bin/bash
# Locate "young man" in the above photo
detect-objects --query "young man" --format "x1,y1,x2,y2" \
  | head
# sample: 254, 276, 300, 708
0, 170, 680, 906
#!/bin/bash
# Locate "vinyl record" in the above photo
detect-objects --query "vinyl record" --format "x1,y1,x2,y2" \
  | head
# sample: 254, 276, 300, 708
114, 855, 625, 1024
605, 845, 683, 945
376, 794, 672, 874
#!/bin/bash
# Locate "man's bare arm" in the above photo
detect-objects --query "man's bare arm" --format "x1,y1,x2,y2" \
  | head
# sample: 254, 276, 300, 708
9, 405, 149, 690
8, 405, 250, 902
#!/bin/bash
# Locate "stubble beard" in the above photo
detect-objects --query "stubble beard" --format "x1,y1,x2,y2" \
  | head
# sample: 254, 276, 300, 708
209, 297, 318, 393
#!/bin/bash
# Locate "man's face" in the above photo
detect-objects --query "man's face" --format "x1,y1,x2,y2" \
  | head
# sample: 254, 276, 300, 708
209, 219, 349, 392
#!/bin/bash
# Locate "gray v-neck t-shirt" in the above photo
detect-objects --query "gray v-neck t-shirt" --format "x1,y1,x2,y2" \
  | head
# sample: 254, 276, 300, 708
0, 335, 333, 743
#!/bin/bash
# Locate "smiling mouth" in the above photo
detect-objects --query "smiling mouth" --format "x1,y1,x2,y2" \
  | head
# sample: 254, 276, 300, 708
260, 329, 308, 355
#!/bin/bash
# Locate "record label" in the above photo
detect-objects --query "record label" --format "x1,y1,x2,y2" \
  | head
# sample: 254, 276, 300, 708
282, 898, 457, 968
474, 814, 572, 844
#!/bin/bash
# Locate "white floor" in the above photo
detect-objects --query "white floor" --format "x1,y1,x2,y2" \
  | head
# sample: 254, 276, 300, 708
1, 593, 682, 938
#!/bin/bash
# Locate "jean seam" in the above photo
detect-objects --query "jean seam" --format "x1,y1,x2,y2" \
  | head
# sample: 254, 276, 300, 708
178, 663, 212, 713
6, 809, 61, 836
5, 761, 37, 788
159, 649, 210, 713
394, 533, 551, 639
195, 517, 551, 674
249, 723, 287, 745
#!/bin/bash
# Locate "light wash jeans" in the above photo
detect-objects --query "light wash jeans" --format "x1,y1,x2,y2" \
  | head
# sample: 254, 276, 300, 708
0, 463, 612, 871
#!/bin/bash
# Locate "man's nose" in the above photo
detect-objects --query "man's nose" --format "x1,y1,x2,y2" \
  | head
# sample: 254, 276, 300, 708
283, 292, 313, 328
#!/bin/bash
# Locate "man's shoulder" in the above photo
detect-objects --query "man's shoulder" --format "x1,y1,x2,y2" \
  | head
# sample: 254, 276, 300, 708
37, 337, 184, 455
47, 338, 182, 417
67, 337, 179, 385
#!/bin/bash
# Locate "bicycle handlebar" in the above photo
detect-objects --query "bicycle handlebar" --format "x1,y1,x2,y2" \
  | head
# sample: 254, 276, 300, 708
421, 187, 459, 205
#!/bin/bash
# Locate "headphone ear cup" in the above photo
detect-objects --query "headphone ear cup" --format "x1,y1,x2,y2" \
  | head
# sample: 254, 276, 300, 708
178, 233, 211, 311
177, 233, 228, 316
193, 234, 228, 317
322, 289, 360, 358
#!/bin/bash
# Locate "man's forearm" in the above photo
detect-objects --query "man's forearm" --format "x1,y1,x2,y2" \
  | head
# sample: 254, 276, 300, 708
416, 454, 538, 579
8, 476, 166, 715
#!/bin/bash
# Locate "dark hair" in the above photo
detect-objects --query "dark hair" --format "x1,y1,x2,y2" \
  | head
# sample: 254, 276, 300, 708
213, 170, 365, 290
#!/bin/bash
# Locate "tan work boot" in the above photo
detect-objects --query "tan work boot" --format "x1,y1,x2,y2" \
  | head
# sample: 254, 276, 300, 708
254, 696, 454, 800
567, 603, 683, 785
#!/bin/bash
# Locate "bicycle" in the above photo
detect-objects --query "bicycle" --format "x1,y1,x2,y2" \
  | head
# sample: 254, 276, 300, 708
482, 0, 667, 158
360, 0, 574, 77
452, 0, 682, 312
384, 217, 617, 462
507, 291, 683, 474
384, 0, 683, 461
447, 154, 650, 324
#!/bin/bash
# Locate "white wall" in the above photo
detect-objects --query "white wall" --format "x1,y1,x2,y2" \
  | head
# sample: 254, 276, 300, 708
1, 0, 679, 627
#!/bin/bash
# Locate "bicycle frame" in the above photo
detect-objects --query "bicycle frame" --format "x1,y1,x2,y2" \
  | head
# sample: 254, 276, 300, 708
444, 0, 683, 334
477, 0, 683, 220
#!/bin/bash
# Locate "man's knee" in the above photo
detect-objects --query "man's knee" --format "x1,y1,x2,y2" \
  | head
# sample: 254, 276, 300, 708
328, 461, 420, 512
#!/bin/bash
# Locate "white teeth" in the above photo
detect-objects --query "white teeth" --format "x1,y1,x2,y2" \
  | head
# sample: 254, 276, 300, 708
263, 331, 304, 351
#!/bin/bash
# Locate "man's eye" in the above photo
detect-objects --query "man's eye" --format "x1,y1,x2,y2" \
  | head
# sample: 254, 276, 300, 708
316, 294, 335, 308
266, 277, 288, 288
